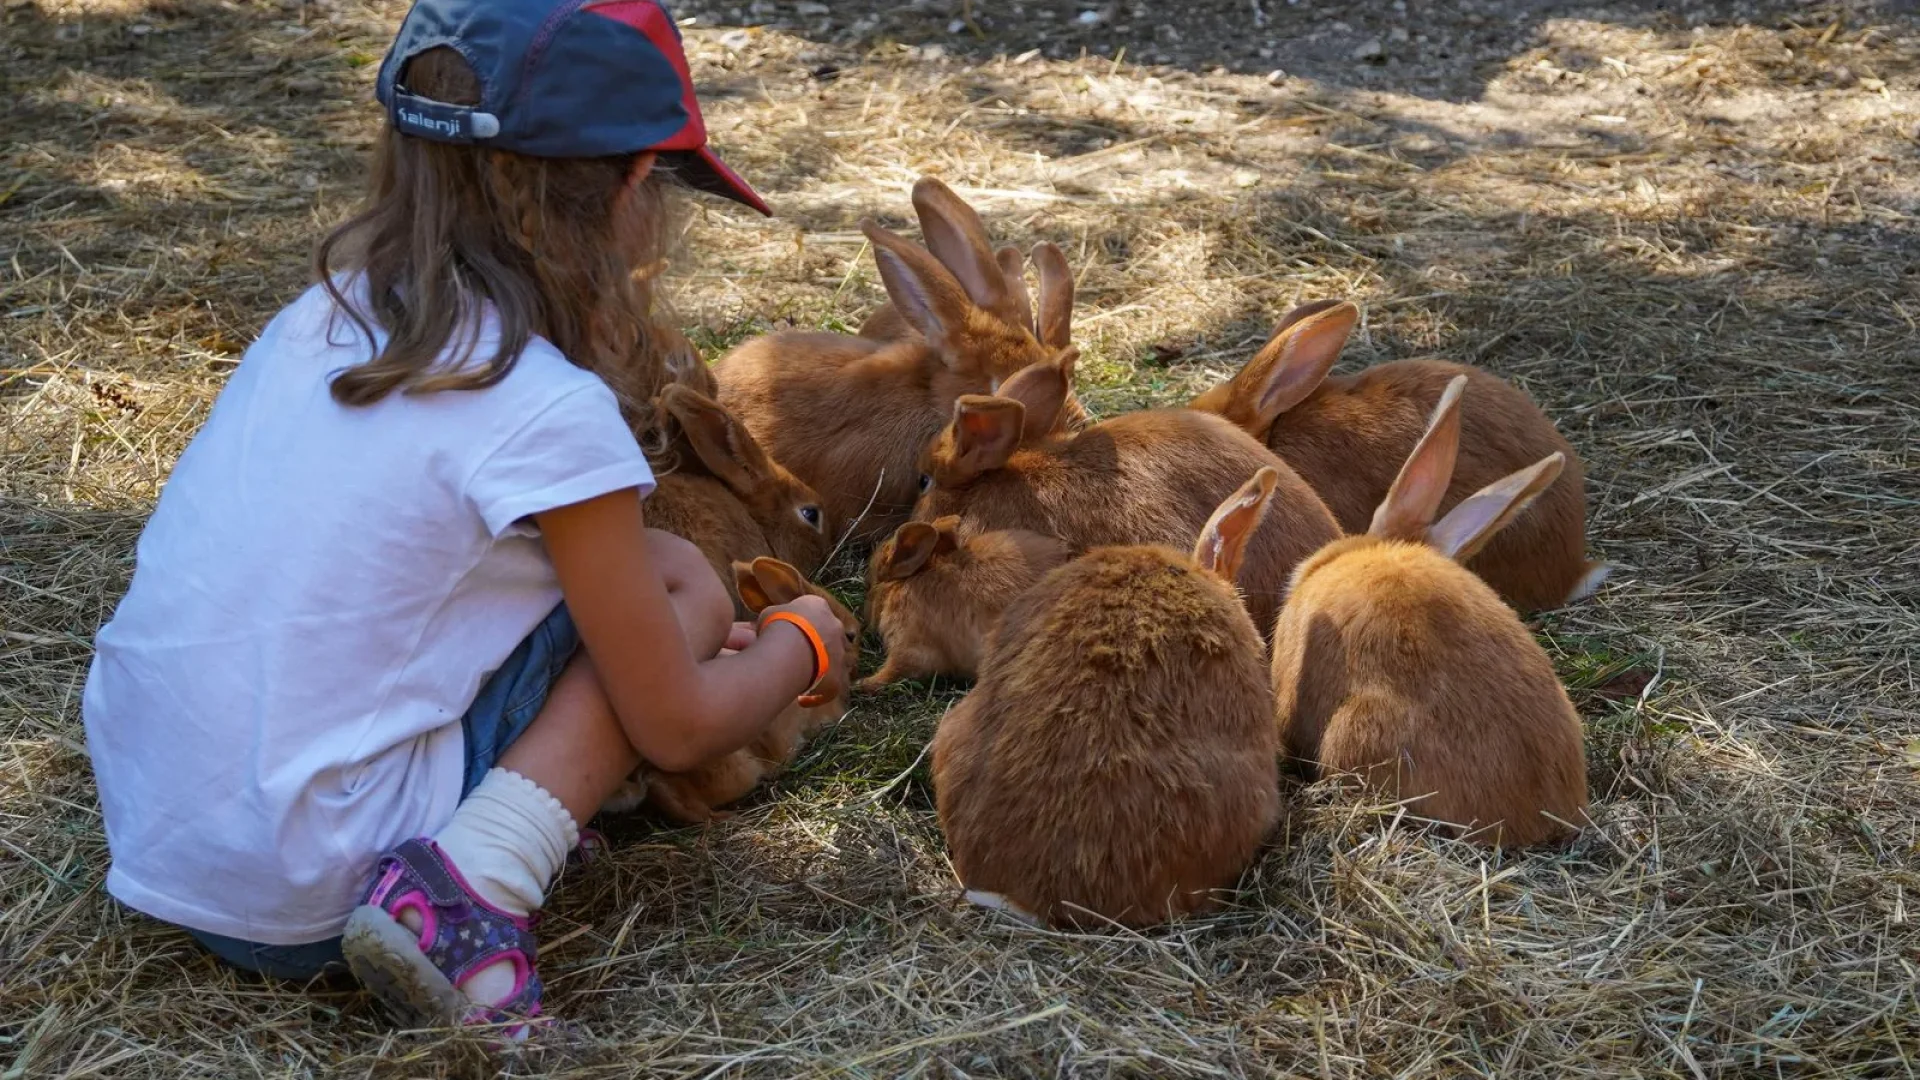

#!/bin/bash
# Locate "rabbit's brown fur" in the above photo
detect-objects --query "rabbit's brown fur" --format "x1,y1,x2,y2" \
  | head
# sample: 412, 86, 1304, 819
1190, 301, 1603, 612
863, 516, 1074, 687
643, 385, 833, 612
715, 179, 1082, 542
637, 558, 863, 823
859, 180, 1054, 345
933, 470, 1283, 928
1269, 376, 1589, 847
915, 358, 1340, 637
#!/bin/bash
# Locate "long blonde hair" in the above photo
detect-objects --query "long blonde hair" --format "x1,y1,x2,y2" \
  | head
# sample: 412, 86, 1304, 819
316, 45, 685, 451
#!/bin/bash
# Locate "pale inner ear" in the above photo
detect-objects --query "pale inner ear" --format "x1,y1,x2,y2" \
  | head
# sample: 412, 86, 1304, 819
1370, 375, 1466, 541
1253, 304, 1356, 420
880, 523, 940, 581
954, 398, 1025, 476
863, 220, 977, 358
1428, 453, 1566, 562
1193, 467, 1279, 583
732, 561, 774, 613
870, 241, 946, 346
747, 556, 809, 606
996, 355, 1071, 443
667, 389, 766, 494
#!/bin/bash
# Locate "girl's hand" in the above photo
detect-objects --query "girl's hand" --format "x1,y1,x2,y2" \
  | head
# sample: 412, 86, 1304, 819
539, 490, 831, 773
757, 595, 849, 704
724, 621, 757, 651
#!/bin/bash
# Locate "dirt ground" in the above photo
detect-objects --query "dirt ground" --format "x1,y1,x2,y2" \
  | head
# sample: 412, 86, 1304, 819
3, 0, 1918, 1076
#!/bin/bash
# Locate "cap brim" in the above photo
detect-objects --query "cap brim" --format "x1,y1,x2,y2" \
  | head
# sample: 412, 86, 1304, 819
672, 146, 770, 216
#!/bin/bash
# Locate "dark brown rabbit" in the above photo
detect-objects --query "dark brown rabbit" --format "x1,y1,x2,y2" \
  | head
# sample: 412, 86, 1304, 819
862, 515, 1074, 687
913, 353, 1340, 637
714, 177, 1082, 541
933, 469, 1284, 928
609, 557, 863, 823
1270, 375, 1589, 847
643, 385, 833, 611
1189, 300, 1605, 612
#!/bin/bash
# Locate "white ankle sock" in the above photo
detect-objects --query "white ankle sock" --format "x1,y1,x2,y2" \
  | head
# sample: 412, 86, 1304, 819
431, 768, 578, 918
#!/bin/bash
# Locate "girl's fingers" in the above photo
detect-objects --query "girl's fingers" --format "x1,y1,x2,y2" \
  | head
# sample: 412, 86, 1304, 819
725, 621, 758, 651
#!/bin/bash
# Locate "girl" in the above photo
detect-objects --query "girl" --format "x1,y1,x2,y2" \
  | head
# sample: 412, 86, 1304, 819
80, 0, 843, 1033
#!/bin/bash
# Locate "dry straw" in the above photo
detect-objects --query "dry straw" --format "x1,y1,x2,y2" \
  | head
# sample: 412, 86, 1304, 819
3, 0, 1916, 1075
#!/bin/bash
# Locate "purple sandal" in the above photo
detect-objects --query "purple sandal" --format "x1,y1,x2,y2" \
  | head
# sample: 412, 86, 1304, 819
341, 838, 543, 1034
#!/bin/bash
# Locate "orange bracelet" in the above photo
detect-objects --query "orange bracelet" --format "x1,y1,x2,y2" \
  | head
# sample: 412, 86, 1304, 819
758, 611, 831, 706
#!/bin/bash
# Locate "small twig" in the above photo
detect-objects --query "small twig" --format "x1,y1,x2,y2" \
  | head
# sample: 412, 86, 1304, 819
820, 470, 887, 568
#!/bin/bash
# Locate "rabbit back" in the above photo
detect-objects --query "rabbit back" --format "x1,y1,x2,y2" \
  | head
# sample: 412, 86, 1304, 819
919, 408, 1338, 634
934, 545, 1279, 927
1272, 537, 1588, 846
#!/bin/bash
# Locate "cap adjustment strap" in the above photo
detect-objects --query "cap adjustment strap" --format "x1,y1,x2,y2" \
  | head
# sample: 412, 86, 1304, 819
389, 88, 500, 144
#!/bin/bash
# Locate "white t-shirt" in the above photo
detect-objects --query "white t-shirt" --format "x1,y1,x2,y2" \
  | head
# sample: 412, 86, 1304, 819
83, 280, 654, 944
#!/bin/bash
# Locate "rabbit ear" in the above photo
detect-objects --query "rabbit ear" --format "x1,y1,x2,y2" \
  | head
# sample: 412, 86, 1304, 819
876, 522, 942, 581
931, 515, 963, 556
1194, 467, 1281, 584
948, 396, 1025, 480
1272, 297, 1350, 336
996, 349, 1076, 442
1032, 241, 1074, 350
1370, 374, 1467, 541
661, 384, 773, 496
1228, 300, 1356, 432
911, 177, 1008, 315
862, 219, 976, 360
995, 246, 1036, 335
734, 556, 809, 612
1429, 452, 1566, 563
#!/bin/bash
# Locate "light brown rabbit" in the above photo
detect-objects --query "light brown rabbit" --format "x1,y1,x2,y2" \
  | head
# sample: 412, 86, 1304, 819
862, 515, 1074, 688
615, 557, 863, 823
714, 177, 1083, 542
933, 468, 1283, 928
857, 178, 1066, 350
1270, 375, 1589, 848
914, 353, 1340, 637
1189, 300, 1605, 612
643, 385, 834, 610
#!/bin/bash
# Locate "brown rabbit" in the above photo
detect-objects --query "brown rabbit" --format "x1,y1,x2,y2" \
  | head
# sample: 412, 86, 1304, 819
914, 353, 1340, 637
614, 557, 863, 823
643, 385, 835, 609
933, 468, 1284, 928
1270, 375, 1589, 847
857, 178, 1065, 350
715, 177, 1083, 541
862, 515, 1074, 688
1189, 300, 1605, 612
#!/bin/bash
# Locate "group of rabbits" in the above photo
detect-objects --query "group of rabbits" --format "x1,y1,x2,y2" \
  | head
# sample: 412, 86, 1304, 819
615, 177, 1607, 929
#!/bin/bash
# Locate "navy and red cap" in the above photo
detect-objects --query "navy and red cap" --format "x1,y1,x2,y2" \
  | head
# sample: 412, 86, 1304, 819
374, 0, 769, 215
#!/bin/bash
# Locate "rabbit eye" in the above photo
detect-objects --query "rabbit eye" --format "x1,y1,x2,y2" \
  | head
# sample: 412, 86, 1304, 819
799, 505, 823, 530
917, 473, 933, 493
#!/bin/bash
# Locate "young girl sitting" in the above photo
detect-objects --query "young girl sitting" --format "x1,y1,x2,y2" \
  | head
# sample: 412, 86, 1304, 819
80, 0, 842, 1033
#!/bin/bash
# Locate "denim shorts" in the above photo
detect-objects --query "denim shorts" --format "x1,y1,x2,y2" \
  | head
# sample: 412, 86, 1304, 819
185, 604, 580, 981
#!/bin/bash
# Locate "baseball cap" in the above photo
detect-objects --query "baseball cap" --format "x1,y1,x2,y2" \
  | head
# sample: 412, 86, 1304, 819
374, 0, 769, 215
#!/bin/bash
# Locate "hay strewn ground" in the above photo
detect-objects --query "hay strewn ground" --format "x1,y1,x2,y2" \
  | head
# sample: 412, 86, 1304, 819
4, 0, 1918, 1075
